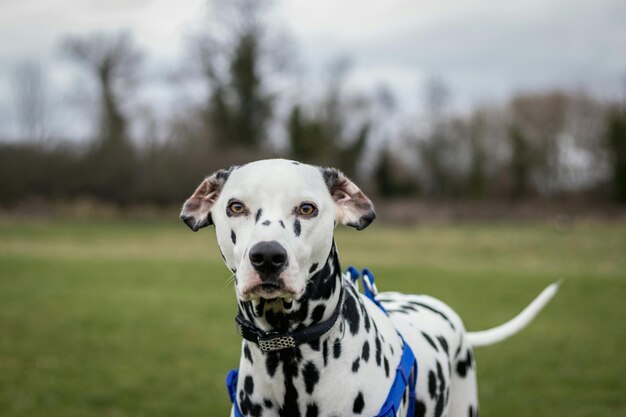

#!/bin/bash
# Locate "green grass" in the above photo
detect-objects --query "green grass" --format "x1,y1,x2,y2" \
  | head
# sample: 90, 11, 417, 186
0, 218, 624, 416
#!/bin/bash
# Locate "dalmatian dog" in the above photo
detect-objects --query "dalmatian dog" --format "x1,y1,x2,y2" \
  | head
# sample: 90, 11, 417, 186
180, 159, 559, 417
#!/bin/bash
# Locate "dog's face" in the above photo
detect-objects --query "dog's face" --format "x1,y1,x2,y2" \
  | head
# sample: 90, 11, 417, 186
180, 159, 375, 302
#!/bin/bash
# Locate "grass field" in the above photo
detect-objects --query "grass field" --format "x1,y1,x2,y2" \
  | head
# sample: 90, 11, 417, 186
0, 217, 624, 416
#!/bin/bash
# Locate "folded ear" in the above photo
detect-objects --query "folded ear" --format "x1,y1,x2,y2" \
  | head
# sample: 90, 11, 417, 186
320, 167, 376, 230
180, 168, 234, 231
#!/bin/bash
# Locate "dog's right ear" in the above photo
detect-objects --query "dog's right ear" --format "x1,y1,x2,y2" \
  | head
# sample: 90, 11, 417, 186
180, 168, 234, 231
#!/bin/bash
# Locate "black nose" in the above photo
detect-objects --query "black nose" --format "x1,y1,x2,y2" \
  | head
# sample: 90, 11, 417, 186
249, 241, 288, 276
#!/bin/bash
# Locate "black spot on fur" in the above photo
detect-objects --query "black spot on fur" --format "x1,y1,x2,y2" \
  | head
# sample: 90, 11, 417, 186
278, 347, 302, 417
266, 353, 279, 377
311, 305, 325, 324
401, 304, 419, 312
262, 220, 271, 226
279, 220, 285, 228
468, 405, 475, 417
264, 399, 273, 408
294, 219, 301, 237
437, 335, 449, 354
239, 388, 263, 417
414, 400, 427, 417
309, 263, 318, 273
333, 338, 342, 359
384, 356, 390, 377
343, 293, 360, 335
255, 208, 263, 223
306, 404, 318, 417
435, 361, 446, 417
428, 370, 437, 398
422, 332, 439, 351
306, 245, 339, 301
456, 349, 474, 378
243, 344, 253, 363
322, 340, 329, 366
302, 361, 320, 394
353, 392, 365, 414
292, 161, 301, 165
352, 357, 360, 373
279, 380, 300, 417
362, 341, 370, 362
230, 230, 236, 245
375, 337, 382, 366
244, 375, 254, 394
408, 301, 456, 330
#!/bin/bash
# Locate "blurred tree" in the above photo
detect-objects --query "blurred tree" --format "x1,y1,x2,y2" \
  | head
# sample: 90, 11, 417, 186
192, 0, 274, 149
416, 77, 463, 197
559, 93, 613, 192
11, 61, 53, 142
508, 124, 531, 199
287, 58, 370, 178
606, 105, 626, 202
62, 32, 141, 204
507, 92, 567, 195
287, 105, 326, 161
467, 113, 487, 198
374, 145, 395, 197
374, 145, 418, 197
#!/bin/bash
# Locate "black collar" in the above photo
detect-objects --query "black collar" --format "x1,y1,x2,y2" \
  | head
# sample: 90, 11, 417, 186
235, 288, 344, 352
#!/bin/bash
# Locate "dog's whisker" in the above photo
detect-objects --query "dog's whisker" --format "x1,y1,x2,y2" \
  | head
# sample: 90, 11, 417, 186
222, 274, 236, 289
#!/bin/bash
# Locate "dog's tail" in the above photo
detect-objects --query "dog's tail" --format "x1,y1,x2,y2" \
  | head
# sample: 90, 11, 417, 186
467, 281, 560, 347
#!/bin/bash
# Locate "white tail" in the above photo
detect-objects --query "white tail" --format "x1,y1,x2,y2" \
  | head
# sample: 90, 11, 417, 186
467, 281, 560, 347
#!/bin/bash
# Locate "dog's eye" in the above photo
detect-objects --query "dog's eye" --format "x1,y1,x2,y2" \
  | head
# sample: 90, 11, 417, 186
228, 201, 246, 215
298, 203, 317, 217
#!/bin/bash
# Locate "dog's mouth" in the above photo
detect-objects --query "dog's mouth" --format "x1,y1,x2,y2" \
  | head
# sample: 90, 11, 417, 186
247, 279, 297, 300
258, 282, 283, 293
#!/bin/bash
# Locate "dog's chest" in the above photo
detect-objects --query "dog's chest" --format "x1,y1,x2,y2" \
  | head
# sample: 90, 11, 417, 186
235, 288, 407, 417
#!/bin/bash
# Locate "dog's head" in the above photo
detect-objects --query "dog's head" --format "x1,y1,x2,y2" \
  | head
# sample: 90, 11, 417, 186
180, 159, 375, 302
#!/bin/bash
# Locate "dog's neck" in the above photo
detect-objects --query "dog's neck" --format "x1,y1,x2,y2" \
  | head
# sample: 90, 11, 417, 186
236, 241, 343, 334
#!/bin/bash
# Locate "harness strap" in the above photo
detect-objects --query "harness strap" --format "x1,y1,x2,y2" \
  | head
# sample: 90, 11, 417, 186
346, 267, 387, 313
375, 339, 418, 417
361, 268, 388, 314
226, 369, 244, 417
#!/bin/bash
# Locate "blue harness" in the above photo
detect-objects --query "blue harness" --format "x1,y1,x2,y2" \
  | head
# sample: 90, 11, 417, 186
226, 267, 418, 417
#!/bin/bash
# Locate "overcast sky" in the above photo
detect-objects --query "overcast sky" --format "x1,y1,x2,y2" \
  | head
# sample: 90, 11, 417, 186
1, 0, 625, 139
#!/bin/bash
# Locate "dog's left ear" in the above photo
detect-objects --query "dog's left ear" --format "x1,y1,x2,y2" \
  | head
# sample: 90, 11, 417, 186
180, 167, 234, 231
320, 167, 376, 230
